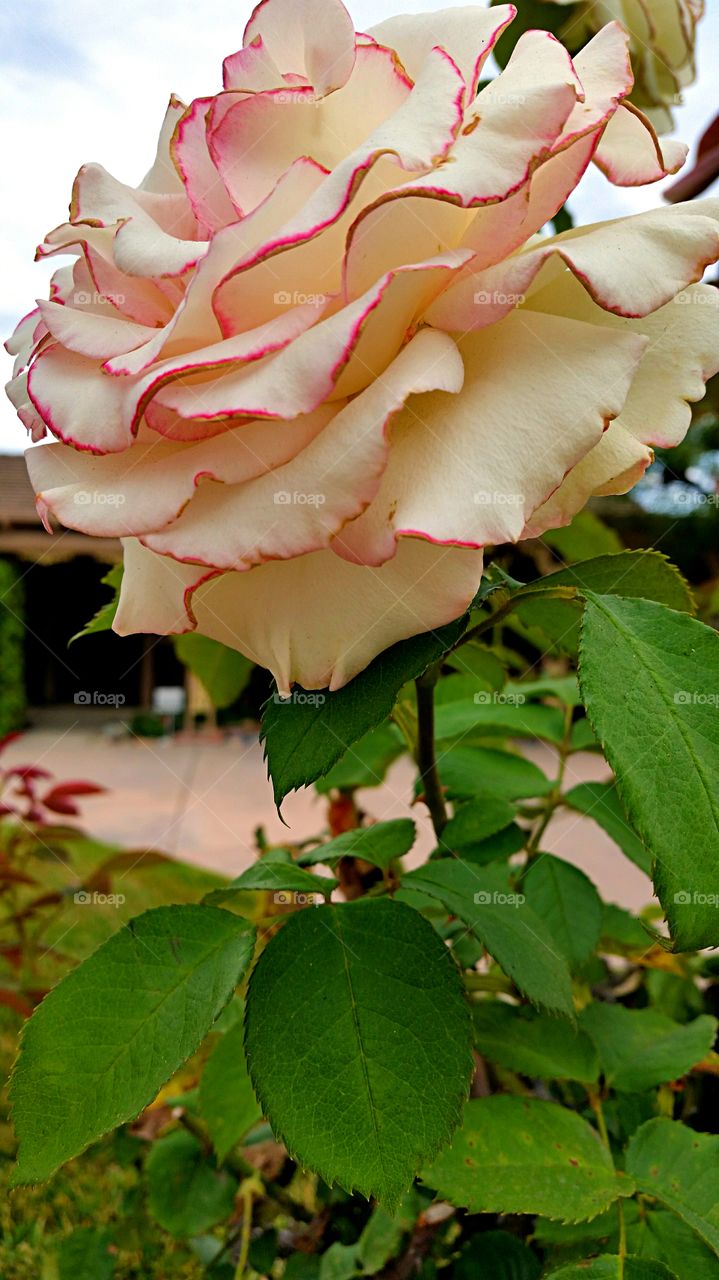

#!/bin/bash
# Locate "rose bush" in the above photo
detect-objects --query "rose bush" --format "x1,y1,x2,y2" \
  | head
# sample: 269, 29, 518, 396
6, 0, 719, 693
542, 0, 704, 131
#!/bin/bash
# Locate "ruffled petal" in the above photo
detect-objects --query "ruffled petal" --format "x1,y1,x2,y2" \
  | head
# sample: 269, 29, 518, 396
335, 309, 646, 563
593, 102, 688, 185
368, 4, 516, 97
243, 0, 356, 97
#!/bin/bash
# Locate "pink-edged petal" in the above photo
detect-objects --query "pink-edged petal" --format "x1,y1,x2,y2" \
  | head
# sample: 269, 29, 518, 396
25, 404, 338, 537
209, 43, 411, 215
523, 423, 653, 538
427, 199, 719, 330
213, 46, 464, 295
5, 309, 41, 361
140, 95, 187, 194
189, 539, 484, 693
553, 22, 633, 150
593, 102, 688, 185
36, 299, 157, 360
27, 347, 134, 453
5, 372, 47, 442
160, 255, 469, 423
243, 0, 356, 97
368, 4, 516, 97
114, 536, 484, 693
222, 35, 284, 92
171, 97, 242, 235
381, 30, 581, 210
526, 267, 719, 450
114, 538, 200, 636
140, 329, 463, 567
335, 309, 646, 565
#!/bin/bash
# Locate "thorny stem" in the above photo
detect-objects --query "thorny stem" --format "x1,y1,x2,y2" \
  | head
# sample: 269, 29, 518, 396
415, 665, 448, 840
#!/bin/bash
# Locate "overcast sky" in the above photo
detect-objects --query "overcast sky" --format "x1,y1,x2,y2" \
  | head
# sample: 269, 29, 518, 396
2, 0, 717, 453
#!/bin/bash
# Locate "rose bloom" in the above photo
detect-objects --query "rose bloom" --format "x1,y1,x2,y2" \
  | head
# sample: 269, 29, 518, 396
6, 0, 719, 693
544, 0, 704, 132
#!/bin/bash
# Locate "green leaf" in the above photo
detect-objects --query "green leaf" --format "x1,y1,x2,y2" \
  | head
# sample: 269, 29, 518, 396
199, 1021, 262, 1161
453, 1230, 541, 1280
600, 904, 653, 954
206, 859, 336, 905
440, 796, 517, 852
145, 1129, 237, 1237
446, 642, 506, 690
319, 1243, 361, 1280
546, 1258, 676, 1279
473, 1002, 599, 1082
58, 1228, 115, 1280
579, 1004, 716, 1092
522, 551, 693, 613
244, 898, 473, 1208
10, 905, 256, 1184
543, 510, 623, 561
627, 1208, 719, 1278
297, 819, 416, 872
434, 696, 566, 746
422, 1097, 628, 1222
357, 1190, 422, 1274
626, 1118, 719, 1255
429, 745, 552, 801
514, 551, 693, 657
314, 722, 405, 794
442, 821, 526, 866
578, 594, 719, 949
403, 861, 574, 1017
174, 633, 253, 710
261, 607, 475, 805
564, 783, 651, 876
70, 564, 123, 643
524, 856, 603, 971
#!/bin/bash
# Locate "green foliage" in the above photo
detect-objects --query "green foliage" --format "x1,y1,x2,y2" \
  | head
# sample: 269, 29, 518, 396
578, 593, 719, 949
198, 1020, 262, 1160
71, 562, 123, 642
579, 1003, 717, 1092
473, 1001, 599, 1082
10, 906, 256, 1183
58, 1228, 115, 1280
547, 1259, 676, 1279
523, 856, 603, 972
245, 898, 473, 1207
173, 633, 253, 710
564, 782, 651, 875
625, 1119, 719, 1255
297, 818, 416, 870
0, 558, 26, 734
145, 1129, 237, 1237
422, 1097, 627, 1221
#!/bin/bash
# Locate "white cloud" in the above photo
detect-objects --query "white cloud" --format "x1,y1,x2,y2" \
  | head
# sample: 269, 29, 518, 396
2, 0, 717, 453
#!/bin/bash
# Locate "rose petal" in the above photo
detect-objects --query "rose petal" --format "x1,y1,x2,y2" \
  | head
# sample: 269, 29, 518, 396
243, 0, 356, 97
368, 4, 516, 97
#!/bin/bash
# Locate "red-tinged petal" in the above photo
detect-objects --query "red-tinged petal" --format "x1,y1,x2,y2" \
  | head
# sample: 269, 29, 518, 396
114, 538, 200, 635
27, 347, 134, 453
523, 422, 653, 538
36, 300, 157, 360
171, 97, 243, 235
368, 4, 516, 97
243, 0, 356, 97
593, 102, 688, 185
335, 310, 645, 564
140, 329, 464, 568
26, 404, 339, 536
222, 35, 284, 92
428, 199, 719, 331
140, 95, 187, 195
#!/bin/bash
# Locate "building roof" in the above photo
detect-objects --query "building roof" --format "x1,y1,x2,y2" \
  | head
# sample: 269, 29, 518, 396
0, 454, 120, 563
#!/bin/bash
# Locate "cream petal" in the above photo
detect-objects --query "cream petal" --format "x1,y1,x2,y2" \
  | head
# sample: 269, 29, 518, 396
243, 0, 356, 97
368, 4, 516, 96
